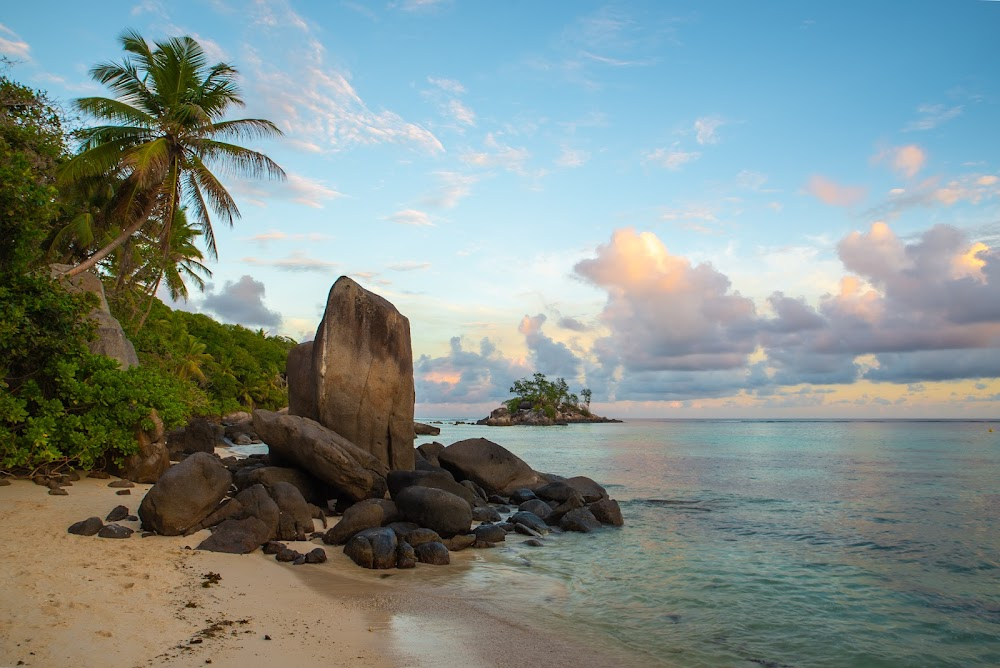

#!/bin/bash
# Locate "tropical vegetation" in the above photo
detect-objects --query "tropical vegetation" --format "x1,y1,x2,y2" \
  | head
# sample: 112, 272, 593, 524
0, 30, 290, 473
505, 372, 592, 419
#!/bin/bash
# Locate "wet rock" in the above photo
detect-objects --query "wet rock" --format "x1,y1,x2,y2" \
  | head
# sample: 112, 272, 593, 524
509, 489, 537, 505
488, 495, 509, 505
396, 541, 416, 569
545, 493, 586, 526
534, 481, 584, 503
438, 438, 542, 496
523, 539, 544, 547
413, 541, 450, 565
387, 469, 476, 506
588, 498, 624, 527
441, 534, 476, 552
395, 486, 473, 537
414, 422, 440, 436
460, 479, 488, 503
560, 508, 602, 533
565, 476, 608, 503
403, 527, 442, 548
105, 505, 130, 523
508, 511, 548, 535
97, 523, 134, 539
472, 506, 502, 523
322, 499, 398, 545
514, 523, 544, 539
343, 527, 398, 569
68, 517, 104, 536
518, 499, 553, 520
139, 452, 232, 536
473, 524, 506, 543
385, 521, 421, 538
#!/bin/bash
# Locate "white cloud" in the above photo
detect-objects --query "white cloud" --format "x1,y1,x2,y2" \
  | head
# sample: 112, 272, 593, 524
448, 98, 476, 126
904, 103, 962, 132
242, 250, 339, 273
644, 145, 701, 170
0, 24, 30, 59
555, 146, 590, 168
694, 115, 725, 145
388, 209, 435, 226
285, 173, 345, 207
421, 171, 478, 209
388, 261, 431, 271
461, 133, 532, 175
873, 144, 927, 179
806, 175, 867, 207
427, 77, 465, 94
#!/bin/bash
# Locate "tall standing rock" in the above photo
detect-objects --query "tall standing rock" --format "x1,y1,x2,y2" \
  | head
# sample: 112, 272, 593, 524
289, 276, 415, 471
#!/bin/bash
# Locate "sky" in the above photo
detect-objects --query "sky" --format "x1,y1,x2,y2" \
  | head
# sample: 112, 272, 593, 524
4, 1, 1000, 418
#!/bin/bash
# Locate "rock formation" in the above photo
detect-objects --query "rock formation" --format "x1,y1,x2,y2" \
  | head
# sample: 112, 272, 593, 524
287, 276, 415, 471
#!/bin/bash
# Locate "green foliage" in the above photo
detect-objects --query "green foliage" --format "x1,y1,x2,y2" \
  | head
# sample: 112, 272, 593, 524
506, 372, 588, 417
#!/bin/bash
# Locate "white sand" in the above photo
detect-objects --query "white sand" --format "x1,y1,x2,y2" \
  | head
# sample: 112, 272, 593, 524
0, 474, 641, 667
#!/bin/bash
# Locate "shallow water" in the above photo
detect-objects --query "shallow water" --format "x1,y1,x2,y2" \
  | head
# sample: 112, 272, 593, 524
411, 419, 1000, 667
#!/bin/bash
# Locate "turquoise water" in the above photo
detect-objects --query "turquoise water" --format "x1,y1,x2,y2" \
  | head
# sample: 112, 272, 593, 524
412, 419, 1000, 667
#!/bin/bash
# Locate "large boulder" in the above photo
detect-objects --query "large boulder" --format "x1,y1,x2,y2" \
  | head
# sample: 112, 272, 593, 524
51, 264, 138, 369
344, 527, 398, 569
437, 438, 542, 496
269, 481, 315, 541
253, 410, 387, 502
138, 452, 232, 536
395, 486, 473, 538
565, 476, 608, 503
233, 466, 329, 506
416, 441, 445, 467
560, 507, 602, 533
414, 422, 440, 436
323, 499, 398, 545
588, 498, 624, 526
115, 409, 170, 483
232, 484, 280, 540
288, 277, 415, 471
197, 517, 271, 554
167, 418, 224, 458
386, 469, 476, 506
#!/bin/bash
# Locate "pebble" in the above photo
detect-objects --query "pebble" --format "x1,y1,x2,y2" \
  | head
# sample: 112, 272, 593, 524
108, 480, 134, 488
48, 488, 69, 496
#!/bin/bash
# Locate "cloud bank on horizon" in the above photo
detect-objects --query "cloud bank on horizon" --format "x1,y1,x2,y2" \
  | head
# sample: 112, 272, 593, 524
3, 0, 999, 417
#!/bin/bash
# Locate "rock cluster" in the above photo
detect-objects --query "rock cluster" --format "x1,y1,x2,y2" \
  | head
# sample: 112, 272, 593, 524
478, 404, 622, 426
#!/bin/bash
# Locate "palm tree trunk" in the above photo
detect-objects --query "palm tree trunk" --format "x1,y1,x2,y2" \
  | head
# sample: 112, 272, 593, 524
61, 216, 148, 278
136, 272, 163, 330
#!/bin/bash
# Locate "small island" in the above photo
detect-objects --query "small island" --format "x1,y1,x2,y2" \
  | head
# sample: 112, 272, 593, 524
478, 373, 621, 426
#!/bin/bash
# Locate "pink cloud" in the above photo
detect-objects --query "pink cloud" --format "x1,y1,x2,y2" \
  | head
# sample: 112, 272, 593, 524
806, 175, 867, 207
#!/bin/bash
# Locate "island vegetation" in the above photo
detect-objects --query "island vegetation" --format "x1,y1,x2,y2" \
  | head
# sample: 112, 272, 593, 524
478, 372, 618, 426
0, 32, 290, 473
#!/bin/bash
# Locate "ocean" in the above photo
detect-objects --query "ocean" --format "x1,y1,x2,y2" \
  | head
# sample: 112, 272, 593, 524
405, 419, 1000, 667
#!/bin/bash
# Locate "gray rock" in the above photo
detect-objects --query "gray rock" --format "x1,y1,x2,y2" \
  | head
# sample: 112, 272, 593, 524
560, 507, 602, 533
545, 493, 586, 526
233, 484, 280, 541
286, 342, 318, 422
387, 469, 475, 506
588, 498, 624, 526
403, 527, 441, 548
523, 538, 544, 547
323, 498, 398, 545
197, 517, 271, 553
268, 481, 315, 541
233, 465, 328, 506
138, 452, 232, 536
518, 499, 553, 519
395, 486, 473, 537
441, 534, 476, 551
473, 523, 506, 543
414, 422, 440, 436
438, 438, 542, 496
305, 547, 328, 564
413, 541, 450, 565
289, 277, 415, 470
513, 523, 543, 539
385, 521, 421, 538
166, 418, 225, 458
471, 506, 502, 523
276, 548, 301, 562
508, 511, 548, 535
416, 441, 445, 467
68, 517, 103, 536
509, 488, 537, 504
97, 523, 133, 539
534, 480, 584, 503
105, 505, 130, 522
344, 527, 398, 569
396, 541, 416, 569
565, 476, 608, 503
253, 410, 387, 502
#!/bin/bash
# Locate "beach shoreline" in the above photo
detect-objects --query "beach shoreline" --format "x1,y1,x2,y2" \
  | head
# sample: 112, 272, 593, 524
0, 472, 643, 668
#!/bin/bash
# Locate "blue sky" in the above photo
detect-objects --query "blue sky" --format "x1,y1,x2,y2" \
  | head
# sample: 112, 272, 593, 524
4, 1, 1000, 418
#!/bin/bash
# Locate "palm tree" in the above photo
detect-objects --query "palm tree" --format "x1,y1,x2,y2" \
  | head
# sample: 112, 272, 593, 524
58, 29, 285, 278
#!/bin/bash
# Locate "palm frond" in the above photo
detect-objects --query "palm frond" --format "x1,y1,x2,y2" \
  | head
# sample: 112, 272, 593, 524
193, 138, 286, 180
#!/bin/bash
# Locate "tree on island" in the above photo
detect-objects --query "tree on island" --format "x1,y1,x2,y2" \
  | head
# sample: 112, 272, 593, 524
57, 29, 286, 280
505, 372, 592, 419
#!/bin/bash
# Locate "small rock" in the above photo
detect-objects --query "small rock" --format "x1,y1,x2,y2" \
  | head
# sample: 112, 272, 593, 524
441, 534, 476, 551
473, 524, 506, 543
48, 487, 69, 496
33, 475, 50, 486
472, 506, 502, 523
126, 515, 138, 521
413, 541, 450, 565
514, 523, 543, 538
68, 517, 104, 536
65, 470, 81, 482
292, 555, 307, 565
396, 541, 416, 569
0, 478, 10, 487
305, 548, 328, 564
108, 480, 134, 488
116, 489, 131, 496
87, 471, 111, 479
262, 541, 286, 555
106, 505, 130, 522
276, 548, 301, 562
403, 527, 442, 548
509, 488, 537, 504
487, 495, 509, 505
523, 539, 544, 547
98, 524, 134, 539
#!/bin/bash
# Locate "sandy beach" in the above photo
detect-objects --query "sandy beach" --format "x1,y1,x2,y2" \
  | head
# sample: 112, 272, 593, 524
0, 471, 636, 668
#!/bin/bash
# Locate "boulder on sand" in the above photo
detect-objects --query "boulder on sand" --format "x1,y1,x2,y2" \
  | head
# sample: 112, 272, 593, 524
386, 469, 476, 506
253, 409, 387, 502
323, 499, 398, 545
138, 452, 232, 536
198, 517, 271, 554
395, 486, 473, 537
115, 409, 169, 483
287, 276, 415, 471
344, 527, 398, 569
437, 438, 542, 496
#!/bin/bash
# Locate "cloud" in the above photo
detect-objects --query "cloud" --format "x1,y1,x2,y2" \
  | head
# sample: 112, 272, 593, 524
420, 171, 478, 209
575, 228, 759, 380
388, 209, 434, 226
694, 116, 725, 145
0, 24, 30, 59
555, 146, 590, 168
873, 144, 927, 179
427, 77, 465, 94
415, 337, 529, 404
242, 251, 338, 273
806, 175, 867, 207
518, 314, 582, 378
461, 133, 532, 175
558, 316, 590, 332
247, 9, 443, 154
644, 145, 701, 171
448, 99, 476, 126
904, 103, 962, 132
202, 275, 282, 328
387, 261, 431, 271
285, 173, 345, 207
865, 173, 1000, 218
397, 0, 452, 12
243, 230, 333, 244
